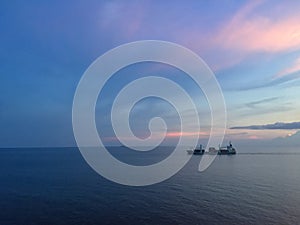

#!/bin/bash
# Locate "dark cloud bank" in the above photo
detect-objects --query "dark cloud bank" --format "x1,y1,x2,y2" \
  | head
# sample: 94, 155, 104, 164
230, 122, 300, 149
230, 121, 300, 130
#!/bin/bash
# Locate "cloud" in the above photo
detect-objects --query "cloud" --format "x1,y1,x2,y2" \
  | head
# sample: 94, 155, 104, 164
274, 57, 300, 79
214, 1, 300, 54
230, 121, 300, 130
178, 1, 300, 72
231, 70, 300, 91
272, 130, 300, 143
166, 131, 209, 138
250, 130, 300, 147
245, 97, 279, 108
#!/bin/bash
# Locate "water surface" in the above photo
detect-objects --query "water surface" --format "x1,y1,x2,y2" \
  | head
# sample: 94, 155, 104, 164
1, 147, 300, 225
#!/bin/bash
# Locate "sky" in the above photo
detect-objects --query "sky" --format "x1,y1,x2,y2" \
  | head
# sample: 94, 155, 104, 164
1, 0, 300, 147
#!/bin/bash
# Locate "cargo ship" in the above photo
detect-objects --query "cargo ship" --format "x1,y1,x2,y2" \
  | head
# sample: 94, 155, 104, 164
187, 142, 236, 155
187, 144, 205, 155
217, 141, 236, 155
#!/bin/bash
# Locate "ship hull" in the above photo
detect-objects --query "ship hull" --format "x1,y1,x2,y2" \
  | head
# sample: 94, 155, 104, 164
218, 151, 236, 155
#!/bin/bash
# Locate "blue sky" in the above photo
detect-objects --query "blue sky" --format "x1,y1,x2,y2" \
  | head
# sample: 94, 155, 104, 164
1, 0, 300, 147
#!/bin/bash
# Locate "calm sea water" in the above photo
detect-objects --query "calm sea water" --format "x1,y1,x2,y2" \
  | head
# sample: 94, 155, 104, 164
1, 147, 300, 225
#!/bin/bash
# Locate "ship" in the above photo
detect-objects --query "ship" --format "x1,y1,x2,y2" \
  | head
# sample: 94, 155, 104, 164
208, 147, 218, 154
186, 144, 205, 155
187, 142, 237, 155
217, 141, 236, 155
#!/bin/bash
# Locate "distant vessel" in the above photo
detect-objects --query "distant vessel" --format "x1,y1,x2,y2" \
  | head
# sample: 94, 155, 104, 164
187, 142, 237, 155
208, 147, 218, 154
187, 144, 205, 155
218, 141, 236, 155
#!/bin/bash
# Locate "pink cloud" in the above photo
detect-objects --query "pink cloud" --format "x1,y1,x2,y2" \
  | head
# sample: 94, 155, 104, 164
214, 1, 300, 53
274, 57, 300, 78
180, 1, 300, 71
166, 131, 209, 138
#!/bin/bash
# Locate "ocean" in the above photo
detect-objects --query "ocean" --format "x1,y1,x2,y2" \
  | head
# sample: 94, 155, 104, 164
1, 147, 300, 225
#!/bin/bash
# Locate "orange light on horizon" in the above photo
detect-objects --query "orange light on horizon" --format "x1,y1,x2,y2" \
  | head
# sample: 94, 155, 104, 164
166, 131, 209, 138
